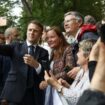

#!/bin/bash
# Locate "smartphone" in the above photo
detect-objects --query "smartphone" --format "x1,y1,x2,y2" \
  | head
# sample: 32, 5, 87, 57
64, 66, 72, 73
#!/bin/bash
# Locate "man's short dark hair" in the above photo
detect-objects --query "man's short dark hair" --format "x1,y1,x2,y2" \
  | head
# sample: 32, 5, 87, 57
28, 20, 43, 31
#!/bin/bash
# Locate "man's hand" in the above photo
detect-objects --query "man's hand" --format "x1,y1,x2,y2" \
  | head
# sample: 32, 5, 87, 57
23, 54, 39, 68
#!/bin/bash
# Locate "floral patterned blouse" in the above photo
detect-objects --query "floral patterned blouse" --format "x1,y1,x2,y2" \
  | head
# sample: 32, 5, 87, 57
44, 45, 75, 105
51, 45, 75, 79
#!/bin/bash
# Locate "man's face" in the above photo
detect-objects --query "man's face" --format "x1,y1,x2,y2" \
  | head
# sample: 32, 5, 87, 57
64, 15, 80, 34
26, 23, 42, 44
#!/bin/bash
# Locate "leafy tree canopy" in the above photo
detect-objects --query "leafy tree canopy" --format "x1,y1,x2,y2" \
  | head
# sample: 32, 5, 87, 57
0, 0, 105, 39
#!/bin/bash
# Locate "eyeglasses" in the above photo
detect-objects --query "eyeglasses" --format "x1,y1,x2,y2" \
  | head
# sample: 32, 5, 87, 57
64, 18, 77, 23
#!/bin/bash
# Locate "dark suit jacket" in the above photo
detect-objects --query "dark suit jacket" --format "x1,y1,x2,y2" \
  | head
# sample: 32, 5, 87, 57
0, 56, 11, 99
88, 61, 97, 81
0, 55, 3, 96
0, 42, 49, 105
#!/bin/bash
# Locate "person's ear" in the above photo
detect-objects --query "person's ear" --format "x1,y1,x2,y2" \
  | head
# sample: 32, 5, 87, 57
78, 20, 83, 27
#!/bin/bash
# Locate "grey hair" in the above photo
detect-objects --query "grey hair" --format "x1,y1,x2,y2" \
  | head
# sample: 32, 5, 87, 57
84, 15, 96, 25
64, 11, 84, 26
4, 27, 18, 37
79, 39, 96, 57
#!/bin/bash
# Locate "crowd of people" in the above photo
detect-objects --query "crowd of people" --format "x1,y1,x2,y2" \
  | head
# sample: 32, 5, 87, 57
0, 10, 105, 105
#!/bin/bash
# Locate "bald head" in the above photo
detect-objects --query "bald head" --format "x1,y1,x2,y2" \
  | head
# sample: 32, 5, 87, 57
4, 27, 20, 44
5, 27, 19, 37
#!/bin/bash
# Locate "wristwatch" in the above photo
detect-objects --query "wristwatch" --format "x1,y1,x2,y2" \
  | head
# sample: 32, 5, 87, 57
57, 86, 63, 93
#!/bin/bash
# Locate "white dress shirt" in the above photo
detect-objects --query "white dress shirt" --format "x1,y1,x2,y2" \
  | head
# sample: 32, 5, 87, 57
26, 40, 41, 74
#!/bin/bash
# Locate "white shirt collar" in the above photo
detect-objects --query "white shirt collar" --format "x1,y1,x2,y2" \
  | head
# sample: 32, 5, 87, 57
75, 29, 81, 41
26, 40, 36, 48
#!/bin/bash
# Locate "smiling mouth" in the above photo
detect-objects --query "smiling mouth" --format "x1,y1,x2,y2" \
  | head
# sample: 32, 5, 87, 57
65, 27, 70, 29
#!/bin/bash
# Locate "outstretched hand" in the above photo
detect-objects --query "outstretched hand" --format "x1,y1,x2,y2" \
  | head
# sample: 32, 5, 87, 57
89, 38, 100, 61
91, 41, 105, 92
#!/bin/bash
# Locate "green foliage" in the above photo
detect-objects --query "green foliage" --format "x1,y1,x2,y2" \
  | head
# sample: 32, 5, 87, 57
1, 0, 105, 40
19, 0, 105, 29
31, 0, 72, 25
18, 0, 72, 39
70, 0, 105, 21
0, 0, 20, 33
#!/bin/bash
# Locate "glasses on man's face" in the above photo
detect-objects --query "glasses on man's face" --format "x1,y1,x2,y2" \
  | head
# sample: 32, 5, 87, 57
64, 18, 77, 23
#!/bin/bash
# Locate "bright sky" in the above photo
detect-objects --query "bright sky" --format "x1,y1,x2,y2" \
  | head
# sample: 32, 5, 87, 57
10, 0, 23, 23
12, 6, 22, 17
11, 0, 22, 17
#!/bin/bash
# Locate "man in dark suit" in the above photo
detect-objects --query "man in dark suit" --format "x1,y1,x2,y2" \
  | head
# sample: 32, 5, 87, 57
0, 26, 20, 104
0, 20, 49, 105
0, 55, 3, 96
0, 34, 5, 104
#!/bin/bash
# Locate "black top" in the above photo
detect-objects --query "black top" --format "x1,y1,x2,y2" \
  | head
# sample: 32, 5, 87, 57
77, 89, 105, 105
88, 61, 97, 81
